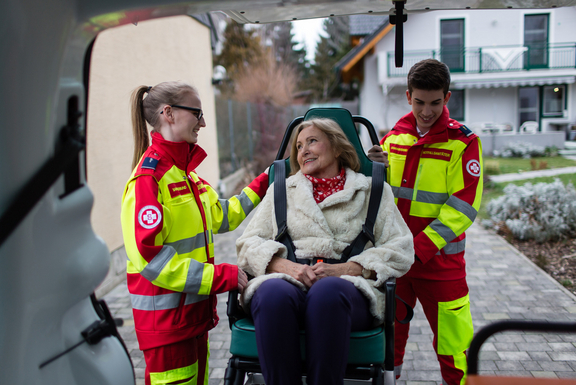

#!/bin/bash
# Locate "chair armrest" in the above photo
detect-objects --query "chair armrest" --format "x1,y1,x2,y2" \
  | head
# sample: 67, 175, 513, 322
383, 277, 396, 371
226, 290, 247, 330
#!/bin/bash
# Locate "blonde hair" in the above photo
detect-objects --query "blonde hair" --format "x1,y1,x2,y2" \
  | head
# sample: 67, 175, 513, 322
289, 118, 360, 175
130, 81, 198, 169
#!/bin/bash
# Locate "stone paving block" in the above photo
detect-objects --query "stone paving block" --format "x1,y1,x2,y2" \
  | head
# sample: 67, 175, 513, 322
477, 360, 497, 371
544, 335, 565, 342
539, 361, 573, 371
550, 352, 576, 361
416, 342, 435, 351
493, 334, 526, 343
406, 370, 443, 381
479, 342, 496, 351
210, 367, 226, 379
405, 342, 419, 351
521, 360, 542, 371
528, 351, 553, 361
412, 351, 438, 361
479, 351, 500, 361
210, 358, 230, 369
494, 342, 520, 351
496, 360, 525, 371
558, 371, 576, 379
549, 343, 576, 352
515, 342, 551, 352
483, 312, 511, 320
522, 334, 548, 343
497, 370, 532, 377
498, 351, 532, 361
531, 371, 558, 378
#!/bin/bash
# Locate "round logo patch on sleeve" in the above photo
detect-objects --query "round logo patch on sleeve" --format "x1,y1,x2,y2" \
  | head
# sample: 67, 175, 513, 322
138, 205, 162, 229
466, 160, 481, 177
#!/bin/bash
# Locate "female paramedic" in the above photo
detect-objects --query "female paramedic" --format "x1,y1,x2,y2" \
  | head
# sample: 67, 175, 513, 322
236, 118, 414, 385
121, 81, 268, 385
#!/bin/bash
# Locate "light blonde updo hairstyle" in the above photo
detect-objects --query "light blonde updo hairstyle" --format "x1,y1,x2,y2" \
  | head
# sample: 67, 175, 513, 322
289, 118, 360, 175
130, 81, 199, 169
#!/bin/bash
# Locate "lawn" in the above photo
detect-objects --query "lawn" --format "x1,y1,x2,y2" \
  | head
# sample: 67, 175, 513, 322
483, 155, 576, 175
478, 172, 576, 220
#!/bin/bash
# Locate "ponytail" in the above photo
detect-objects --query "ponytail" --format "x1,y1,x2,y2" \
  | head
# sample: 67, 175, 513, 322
129, 81, 199, 170
131, 86, 151, 170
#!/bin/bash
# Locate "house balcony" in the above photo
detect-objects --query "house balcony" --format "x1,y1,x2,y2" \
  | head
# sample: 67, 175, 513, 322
383, 43, 576, 90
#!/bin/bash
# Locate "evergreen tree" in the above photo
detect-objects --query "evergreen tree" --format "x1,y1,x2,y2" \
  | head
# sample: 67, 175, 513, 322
309, 16, 353, 101
214, 21, 267, 93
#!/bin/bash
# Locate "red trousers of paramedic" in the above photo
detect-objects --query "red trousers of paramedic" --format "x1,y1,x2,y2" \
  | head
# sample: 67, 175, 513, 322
395, 277, 473, 385
143, 332, 209, 385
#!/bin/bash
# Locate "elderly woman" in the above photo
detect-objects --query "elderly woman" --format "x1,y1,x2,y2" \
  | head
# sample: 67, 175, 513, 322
236, 118, 414, 385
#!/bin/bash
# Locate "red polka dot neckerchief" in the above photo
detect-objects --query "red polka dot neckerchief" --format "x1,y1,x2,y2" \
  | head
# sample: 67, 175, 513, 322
304, 168, 346, 204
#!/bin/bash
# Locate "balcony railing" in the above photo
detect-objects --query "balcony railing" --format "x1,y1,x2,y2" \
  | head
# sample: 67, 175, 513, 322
387, 43, 576, 78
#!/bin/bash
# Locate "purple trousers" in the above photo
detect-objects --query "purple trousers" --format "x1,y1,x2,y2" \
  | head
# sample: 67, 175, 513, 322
250, 277, 373, 385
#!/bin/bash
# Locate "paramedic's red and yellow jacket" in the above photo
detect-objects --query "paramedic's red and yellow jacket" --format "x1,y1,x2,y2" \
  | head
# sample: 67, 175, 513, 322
380, 106, 483, 281
121, 133, 267, 351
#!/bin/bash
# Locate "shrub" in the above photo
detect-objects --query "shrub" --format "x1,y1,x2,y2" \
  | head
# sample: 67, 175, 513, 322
485, 179, 576, 242
496, 141, 547, 158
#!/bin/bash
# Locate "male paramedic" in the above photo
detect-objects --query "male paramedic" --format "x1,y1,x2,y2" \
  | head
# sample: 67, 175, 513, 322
372, 58, 483, 385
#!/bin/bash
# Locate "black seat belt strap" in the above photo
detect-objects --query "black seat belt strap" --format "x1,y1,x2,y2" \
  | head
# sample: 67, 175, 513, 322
341, 162, 386, 262
272, 160, 299, 263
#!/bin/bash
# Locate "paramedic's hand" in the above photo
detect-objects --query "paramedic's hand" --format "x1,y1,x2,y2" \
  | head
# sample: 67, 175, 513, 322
267, 257, 317, 288
312, 261, 362, 279
367, 145, 389, 168
237, 268, 248, 294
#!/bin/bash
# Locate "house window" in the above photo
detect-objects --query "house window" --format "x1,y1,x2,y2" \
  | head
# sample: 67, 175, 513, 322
447, 89, 464, 121
519, 87, 539, 126
543, 85, 565, 117
441, 19, 464, 72
524, 14, 548, 68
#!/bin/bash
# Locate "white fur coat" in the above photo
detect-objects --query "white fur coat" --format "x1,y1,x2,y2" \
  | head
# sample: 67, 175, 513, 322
236, 168, 414, 324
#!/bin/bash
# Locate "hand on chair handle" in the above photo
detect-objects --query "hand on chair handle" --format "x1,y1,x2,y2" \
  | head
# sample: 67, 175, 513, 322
238, 268, 248, 294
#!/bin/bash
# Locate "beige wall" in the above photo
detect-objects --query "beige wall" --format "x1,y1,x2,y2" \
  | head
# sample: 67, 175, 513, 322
87, 15, 220, 256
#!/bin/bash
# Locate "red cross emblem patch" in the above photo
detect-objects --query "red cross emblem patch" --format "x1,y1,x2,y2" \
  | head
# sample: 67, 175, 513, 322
466, 160, 481, 177
138, 205, 162, 229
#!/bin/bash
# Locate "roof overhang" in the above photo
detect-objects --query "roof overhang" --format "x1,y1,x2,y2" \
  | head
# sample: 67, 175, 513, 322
451, 73, 576, 89
224, 0, 576, 24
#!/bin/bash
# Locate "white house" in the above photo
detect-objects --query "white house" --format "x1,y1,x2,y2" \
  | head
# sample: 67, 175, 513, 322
337, 9, 576, 153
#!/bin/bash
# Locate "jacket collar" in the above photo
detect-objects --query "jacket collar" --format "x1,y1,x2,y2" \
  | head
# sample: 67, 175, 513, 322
150, 132, 207, 172
287, 168, 370, 209
394, 106, 450, 144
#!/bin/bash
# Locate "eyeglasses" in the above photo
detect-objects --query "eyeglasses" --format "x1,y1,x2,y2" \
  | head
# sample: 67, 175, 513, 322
162, 105, 203, 120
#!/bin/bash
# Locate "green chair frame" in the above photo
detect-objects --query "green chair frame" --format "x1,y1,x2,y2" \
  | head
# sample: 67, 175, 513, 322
224, 108, 397, 385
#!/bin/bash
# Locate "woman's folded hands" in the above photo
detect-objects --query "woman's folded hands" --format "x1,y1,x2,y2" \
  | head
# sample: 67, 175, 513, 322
264, 257, 365, 288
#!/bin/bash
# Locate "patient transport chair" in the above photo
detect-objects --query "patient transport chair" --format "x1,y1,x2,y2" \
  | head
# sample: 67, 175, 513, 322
224, 108, 406, 385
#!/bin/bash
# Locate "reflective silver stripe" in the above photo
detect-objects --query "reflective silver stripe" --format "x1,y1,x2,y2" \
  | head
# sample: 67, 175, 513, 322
165, 233, 206, 255
185, 293, 210, 305
184, 259, 206, 293
446, 195, 477, 222
391, 186, 414, 200
416, 190, 449, 205
217, 199, 230, 234
140, 246, 176, 282
430, 219, 457, 244
237, 191, 255, 214
436, 239, 466, 255
130, 293, 181, 311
